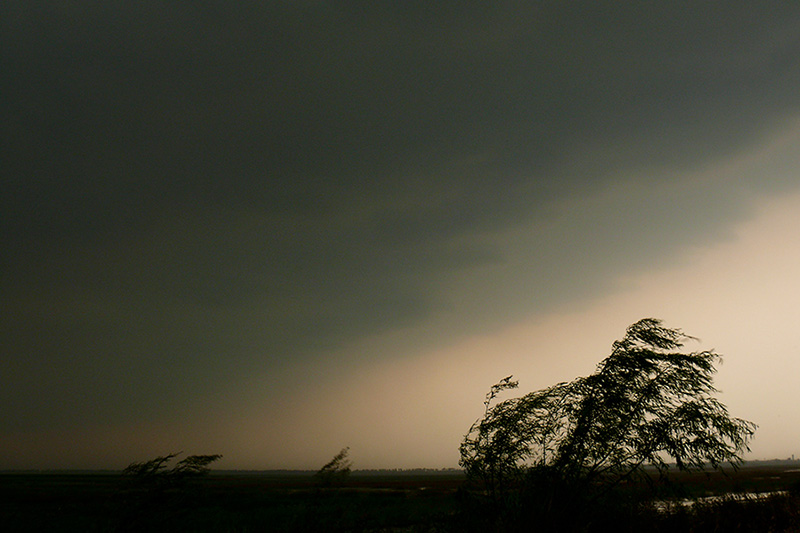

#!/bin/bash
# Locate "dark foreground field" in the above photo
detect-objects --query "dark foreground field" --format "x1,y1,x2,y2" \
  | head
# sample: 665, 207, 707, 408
2, 462, 799, 532
0, 470, 464, 532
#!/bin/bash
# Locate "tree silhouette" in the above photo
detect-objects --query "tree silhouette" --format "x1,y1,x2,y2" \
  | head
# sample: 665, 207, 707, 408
116, 452, 222, 531
122, 452, 222, 489
460, 318, 756, 502
315, 447, 352, 487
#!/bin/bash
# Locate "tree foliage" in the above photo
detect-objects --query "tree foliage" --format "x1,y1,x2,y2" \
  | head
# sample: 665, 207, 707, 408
122, 452, 222, 489
460, 319, 757, 498
315, 447, 352, 487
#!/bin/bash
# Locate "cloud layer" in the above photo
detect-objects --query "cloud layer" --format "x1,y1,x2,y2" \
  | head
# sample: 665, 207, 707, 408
3, 2, 800, 466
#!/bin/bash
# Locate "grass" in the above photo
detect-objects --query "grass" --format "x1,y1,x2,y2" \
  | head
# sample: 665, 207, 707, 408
0, 471, 463, 532
1, 463, 799, 532
453, 462, 800, 533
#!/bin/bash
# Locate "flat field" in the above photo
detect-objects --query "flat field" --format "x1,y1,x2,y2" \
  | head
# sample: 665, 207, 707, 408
1, 462, 798, 532
0, 469, 464, 532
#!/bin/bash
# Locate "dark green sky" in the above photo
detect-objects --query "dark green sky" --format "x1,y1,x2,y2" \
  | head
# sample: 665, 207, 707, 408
3, 2, 800, 469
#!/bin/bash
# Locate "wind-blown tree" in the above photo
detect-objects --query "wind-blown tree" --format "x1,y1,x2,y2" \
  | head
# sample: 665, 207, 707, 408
117, 453, 223, 531
122, 452, 223, 489
315, 447, 352, 487
460, 319, 756, 500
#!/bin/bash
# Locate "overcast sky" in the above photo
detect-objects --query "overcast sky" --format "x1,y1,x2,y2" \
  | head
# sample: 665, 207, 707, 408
3, 2, 800, 470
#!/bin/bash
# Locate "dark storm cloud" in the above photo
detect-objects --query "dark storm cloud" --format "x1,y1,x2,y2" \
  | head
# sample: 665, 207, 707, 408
3, 2, 800, 429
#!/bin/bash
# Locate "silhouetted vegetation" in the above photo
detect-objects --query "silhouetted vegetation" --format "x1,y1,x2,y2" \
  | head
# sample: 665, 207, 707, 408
458, 318, 761, 530
122, 452, 222, 489
314, 447, 352, 488
2, 464, 800, 531
3, 321, 799, 531
115, 452, 222, 531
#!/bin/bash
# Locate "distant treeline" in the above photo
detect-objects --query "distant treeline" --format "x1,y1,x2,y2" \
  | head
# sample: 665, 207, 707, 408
207, 468, 465, 477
